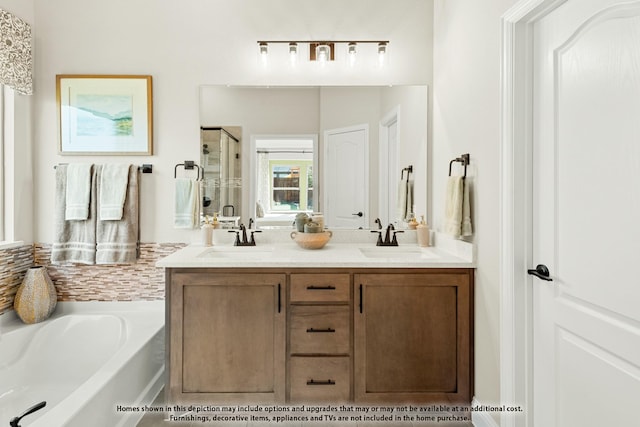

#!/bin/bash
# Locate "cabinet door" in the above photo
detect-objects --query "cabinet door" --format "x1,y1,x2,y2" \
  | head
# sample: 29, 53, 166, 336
354, 272, 473, 403
170, 272, 286, 403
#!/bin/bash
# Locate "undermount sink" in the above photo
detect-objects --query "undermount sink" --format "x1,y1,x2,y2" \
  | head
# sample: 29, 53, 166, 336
198, 246, 274, 260
358, 246, 438, 259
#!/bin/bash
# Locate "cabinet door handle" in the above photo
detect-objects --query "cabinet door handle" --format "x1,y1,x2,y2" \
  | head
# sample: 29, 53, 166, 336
278, 283, 281, 313
306, 285, 336, 290
359, 284, 363, 313
306, 328, 336, 333
307, 379, 335, 386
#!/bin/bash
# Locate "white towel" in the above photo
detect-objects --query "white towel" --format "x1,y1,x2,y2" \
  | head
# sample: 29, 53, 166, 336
461, 178, 473, 237
99, 164, 131, 220
174, 178, 200, 229
444, 176, 473, 238
65, 163, 93, 220
397, 179, 414, 222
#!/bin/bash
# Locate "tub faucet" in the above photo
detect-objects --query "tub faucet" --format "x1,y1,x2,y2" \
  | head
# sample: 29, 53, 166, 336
228, 224, 262, 246
10, 401, 46, 427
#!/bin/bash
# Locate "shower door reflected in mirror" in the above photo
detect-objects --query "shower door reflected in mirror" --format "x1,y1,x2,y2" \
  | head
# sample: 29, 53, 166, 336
201, 127, 242, 223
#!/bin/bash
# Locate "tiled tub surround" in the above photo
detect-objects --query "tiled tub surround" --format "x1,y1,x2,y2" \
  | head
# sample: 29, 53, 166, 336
34, 243, 186, 302
0, 244, 34, 315
0, 243, 185, 316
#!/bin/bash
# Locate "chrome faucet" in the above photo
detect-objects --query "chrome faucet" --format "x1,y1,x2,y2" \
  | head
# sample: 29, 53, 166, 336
229, 224, 262, 246
371, 223, 404, 246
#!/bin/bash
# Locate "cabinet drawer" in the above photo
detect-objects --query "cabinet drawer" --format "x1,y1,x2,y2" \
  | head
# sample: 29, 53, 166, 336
290, 305, 350, 354
290, 356, 350, 402
290, 274, 350, 303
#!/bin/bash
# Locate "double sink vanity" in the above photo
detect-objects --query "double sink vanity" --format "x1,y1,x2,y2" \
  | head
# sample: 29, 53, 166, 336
157, 230, 475, 406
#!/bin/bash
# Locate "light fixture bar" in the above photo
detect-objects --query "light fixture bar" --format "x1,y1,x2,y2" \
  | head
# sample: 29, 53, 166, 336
257, 40, 389, 44
256, 40, 389, 64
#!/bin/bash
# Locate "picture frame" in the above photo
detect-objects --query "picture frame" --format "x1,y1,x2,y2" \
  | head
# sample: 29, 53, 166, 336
56, 75, 153, 155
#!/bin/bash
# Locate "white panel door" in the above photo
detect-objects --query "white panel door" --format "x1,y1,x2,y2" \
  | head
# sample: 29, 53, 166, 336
324, 125, 368, 228
532, 2, 640, 426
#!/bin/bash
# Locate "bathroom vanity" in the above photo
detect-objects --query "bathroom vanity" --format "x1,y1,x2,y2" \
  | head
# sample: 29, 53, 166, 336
157, 232, 474, 405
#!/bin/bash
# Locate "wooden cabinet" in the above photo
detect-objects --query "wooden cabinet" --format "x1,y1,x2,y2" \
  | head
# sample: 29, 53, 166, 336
354, 271, 474, 403
166, 268, 473, 405
288, 273, 352, 402
166, 270, 286, 403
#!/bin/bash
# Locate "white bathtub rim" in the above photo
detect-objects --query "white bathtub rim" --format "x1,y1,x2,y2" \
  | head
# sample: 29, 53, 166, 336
0, 300, 164, 330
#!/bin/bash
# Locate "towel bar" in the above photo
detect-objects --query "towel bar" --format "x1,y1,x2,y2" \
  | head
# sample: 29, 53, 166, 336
54, 164, 153, 173
448, 153, 470, 178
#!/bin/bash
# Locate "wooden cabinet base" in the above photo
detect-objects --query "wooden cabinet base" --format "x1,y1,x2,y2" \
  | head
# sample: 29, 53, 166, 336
166, 267, 473, 405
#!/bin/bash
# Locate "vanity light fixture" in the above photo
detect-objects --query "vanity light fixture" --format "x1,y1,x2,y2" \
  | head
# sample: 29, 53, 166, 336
256, 40, 388, 65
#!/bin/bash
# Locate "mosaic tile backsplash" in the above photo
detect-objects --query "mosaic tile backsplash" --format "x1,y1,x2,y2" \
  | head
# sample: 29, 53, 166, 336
0, 243, 185, 315
0, 244, 34, 314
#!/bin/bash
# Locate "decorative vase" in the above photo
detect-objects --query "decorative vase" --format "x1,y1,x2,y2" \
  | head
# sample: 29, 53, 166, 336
14, 266, 57, 324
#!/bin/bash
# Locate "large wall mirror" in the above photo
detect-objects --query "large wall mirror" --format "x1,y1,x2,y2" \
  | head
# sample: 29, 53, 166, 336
200, 85, 428, 230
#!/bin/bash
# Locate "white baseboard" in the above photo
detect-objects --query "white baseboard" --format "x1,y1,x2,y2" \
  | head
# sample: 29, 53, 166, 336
471, 398, 500, 427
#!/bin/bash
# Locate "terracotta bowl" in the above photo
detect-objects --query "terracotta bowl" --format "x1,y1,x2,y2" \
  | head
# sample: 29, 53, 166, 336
290, 230, 333, 249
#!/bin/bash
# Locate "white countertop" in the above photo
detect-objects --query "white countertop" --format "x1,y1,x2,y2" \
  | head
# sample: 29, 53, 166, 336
156, 230, 474, 269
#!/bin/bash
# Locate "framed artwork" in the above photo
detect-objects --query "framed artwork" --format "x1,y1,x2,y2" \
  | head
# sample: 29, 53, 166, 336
56, 75, 153, 155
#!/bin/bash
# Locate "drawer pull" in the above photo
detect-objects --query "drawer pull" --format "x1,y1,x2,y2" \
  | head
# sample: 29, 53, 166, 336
307, 379, 335, 385
278, 283, 281, 313
306, 285, 336, 290
306, 327, 336, 333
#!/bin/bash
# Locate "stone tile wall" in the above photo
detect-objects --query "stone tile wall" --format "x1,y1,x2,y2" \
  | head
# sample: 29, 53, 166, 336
0, 245, 35, 315
34, 243, 185, 302
0, 243, 184, 315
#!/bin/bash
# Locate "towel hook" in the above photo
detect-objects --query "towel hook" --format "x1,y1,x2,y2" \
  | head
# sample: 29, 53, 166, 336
448, 153, 470, 178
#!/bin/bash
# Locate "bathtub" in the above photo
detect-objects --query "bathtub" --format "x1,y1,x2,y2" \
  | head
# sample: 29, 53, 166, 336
0, 301, 164, 427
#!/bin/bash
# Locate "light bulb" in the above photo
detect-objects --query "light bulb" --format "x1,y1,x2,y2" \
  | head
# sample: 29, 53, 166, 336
378, 42, 387, 66
316, 44, 330, 63
289, 42, 298, 65
348, 42, 357, 66
259, 42, 268, 65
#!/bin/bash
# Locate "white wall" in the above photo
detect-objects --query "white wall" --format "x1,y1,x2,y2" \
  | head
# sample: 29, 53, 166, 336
433, 0, 518, 424
33, 0, 433, 243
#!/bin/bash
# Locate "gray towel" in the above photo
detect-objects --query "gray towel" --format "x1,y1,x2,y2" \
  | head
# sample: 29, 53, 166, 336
65, 163, 93, 220
96, 165, 139, 264
51, 164, 97, 264
99, 163, 130, 220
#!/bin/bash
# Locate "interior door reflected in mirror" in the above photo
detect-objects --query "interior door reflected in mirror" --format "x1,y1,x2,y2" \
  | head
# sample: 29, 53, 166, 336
201, 127, 242, 228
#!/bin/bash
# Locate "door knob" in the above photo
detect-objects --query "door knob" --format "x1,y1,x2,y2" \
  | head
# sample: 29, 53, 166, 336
352, 212, 363, 217
528, 264, 553, 281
